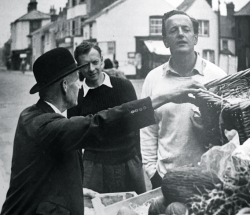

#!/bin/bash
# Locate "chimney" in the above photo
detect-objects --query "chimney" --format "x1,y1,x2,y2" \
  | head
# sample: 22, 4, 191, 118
50, 6, 58, 22
50, 5, 56, 15
226, 2, 235, 20
206, 0, 212, 7
27, 0, 37, 13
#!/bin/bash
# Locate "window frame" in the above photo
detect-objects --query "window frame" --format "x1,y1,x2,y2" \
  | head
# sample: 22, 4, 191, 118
149, 16, 162, 36
222, 39, 228, 50
203, 49, 215, 63
198, 20, 209, 37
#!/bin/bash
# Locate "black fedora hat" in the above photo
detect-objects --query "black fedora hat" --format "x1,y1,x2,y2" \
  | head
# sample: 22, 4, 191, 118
30, 47, 89, 94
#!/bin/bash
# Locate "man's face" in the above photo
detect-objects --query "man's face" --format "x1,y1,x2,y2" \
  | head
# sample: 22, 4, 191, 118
66, 71, 80, 108
163, 14, 198, 54
77, 48, 103, 84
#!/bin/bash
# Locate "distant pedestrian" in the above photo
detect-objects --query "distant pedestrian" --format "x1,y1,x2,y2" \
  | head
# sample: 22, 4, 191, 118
113, 60, 119, 69
20, 59, 26, 74
6, 59, 11, 71
103, 58, 126, 79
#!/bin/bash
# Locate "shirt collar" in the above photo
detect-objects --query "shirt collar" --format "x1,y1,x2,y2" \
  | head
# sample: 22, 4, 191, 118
44, 101, 67, 117
162, 52, 206, 77
82, 72, 113, 97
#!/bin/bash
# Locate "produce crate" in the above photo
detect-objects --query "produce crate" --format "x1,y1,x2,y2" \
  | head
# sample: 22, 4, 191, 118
92, 188, 162, 215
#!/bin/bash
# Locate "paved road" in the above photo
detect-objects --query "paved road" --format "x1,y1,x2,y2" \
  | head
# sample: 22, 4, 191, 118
0, 70, 149, 210
0, 71, 39, 208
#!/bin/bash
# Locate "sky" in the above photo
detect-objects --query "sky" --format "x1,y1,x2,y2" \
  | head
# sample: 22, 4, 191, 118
0, 0, 249, 47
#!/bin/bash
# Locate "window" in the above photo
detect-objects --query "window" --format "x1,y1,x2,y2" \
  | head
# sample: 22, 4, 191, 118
198, 20, 209, 36
80, 0, 85, 3
222, 40, 228, 50
150, 17, 162, 35
30, 20, 41, 33
89, 24, 93, 39
72, 20, 75, 35
203, 50, 215, 63
72, 0, 76, 7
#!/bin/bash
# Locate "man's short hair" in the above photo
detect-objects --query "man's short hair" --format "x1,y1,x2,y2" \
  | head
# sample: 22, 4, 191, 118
162, 10, 199, 37
74, 41, 102, 63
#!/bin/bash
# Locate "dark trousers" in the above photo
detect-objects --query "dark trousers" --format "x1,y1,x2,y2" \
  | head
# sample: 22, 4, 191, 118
83, 155, 146, 194
150, 171, 162, 189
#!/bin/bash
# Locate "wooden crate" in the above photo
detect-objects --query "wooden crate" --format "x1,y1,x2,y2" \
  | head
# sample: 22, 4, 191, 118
92, 188, 162, 215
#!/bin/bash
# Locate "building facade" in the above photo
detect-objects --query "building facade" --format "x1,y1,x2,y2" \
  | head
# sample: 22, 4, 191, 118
219, 3, 237, 75
234, 1, 250, 71
177, 0, 220, 66
10, 0, 51, 70
82, 0, 174, 78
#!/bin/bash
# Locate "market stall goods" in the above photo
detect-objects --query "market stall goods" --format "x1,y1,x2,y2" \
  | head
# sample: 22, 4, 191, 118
117, 206, 138, 215
165, 202, 187, 215
161, 167, 221, 205
195, 68, 250, 148
148, 196, 167, 215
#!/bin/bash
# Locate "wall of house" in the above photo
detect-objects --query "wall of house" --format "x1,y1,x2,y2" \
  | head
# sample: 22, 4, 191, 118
220, 38, 235, 54
11, 21, 30, 51
94, 0, 174, 75
219, 38, 237, 74
185, 0, 219, 65
83, 22, 96, 40
41, 20, 50, 27
67, 3, 87, 19
220, 54, 237, 75
73, 37, 84, 52
43, 30, 56, 53
32, 32, 42, 64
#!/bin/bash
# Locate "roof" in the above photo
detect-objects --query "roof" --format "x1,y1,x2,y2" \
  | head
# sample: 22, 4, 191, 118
89, 0, 119, 17
31, 21, 55, 35
234, 1, 250, 16
84, 0, 125, 24
14, 10, 50, 23
220, 16, 235, 38
177, 0, 196, 12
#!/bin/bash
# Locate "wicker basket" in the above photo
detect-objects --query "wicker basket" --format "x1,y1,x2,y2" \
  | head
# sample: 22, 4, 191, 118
205, 68, 250, 99
196, 68, 250, 147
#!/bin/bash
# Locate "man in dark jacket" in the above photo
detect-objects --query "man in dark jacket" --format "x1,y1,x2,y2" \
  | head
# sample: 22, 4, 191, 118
0, 47, 205, 215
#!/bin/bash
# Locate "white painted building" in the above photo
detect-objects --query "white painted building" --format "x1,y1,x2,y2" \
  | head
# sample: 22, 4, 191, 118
66, 0, 88, 53
177, 0, 220, 66
83, 0, 174, 77
219, 3, 237, 75
32, 21, 57, 63
10, 0, 50, 70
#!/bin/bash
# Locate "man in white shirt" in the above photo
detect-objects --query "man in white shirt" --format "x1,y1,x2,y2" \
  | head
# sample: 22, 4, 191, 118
140, 10, 227, 189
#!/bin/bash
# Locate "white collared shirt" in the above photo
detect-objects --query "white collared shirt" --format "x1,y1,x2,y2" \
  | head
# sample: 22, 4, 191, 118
45, 101, 67, 118
140, 53, 227, 179
162, 52, 206, 77
82, 72, 113, 97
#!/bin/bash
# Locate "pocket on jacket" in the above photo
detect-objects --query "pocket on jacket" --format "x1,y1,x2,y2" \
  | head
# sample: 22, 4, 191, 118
36, 201, 71, 215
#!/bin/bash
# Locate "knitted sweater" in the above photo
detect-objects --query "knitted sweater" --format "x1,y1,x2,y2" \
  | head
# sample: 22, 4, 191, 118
68, 76, 140, 164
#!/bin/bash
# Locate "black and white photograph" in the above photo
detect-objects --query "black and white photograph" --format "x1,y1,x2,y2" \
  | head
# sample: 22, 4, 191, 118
0, 0, 250, 214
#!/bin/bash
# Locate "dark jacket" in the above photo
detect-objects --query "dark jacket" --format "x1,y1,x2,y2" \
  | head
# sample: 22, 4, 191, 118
1, 98, 155, 215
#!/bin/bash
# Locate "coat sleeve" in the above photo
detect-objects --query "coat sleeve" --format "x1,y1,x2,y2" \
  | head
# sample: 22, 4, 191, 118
123, 79, 141, 160
34, 98, 155, 152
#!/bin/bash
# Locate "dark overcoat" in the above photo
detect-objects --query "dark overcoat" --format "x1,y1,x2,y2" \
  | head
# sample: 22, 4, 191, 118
0, 98, 155, 215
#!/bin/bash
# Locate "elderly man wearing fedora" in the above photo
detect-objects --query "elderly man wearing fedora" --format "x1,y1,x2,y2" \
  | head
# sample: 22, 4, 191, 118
0, 47, 205, 215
